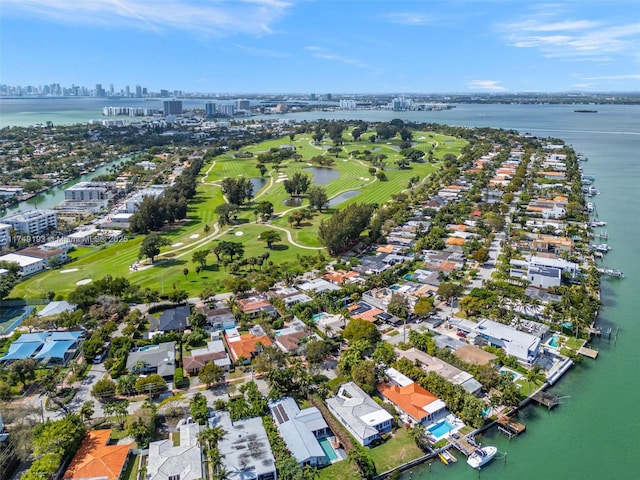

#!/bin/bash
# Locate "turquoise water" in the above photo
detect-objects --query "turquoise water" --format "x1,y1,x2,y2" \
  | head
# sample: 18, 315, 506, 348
1, 101, 638, 479
428, 420, 456, 438
318, 436, 338, 461
312, 313, 327, 323
549, 335, 560, 348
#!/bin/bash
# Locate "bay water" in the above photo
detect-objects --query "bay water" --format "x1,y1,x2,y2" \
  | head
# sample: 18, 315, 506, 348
1, 100, 638, 479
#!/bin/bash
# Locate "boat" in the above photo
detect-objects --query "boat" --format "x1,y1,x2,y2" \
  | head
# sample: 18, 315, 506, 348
586, 202, 594, 212
592, 243, 611, 253
466, 446, 498, 469
574, 109, 598, 113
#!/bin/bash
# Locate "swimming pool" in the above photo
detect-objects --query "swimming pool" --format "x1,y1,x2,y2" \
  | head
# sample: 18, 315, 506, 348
312, 313, 328, 323
549, 335, 560, 348
428, 419, 456, 438
318, 436, 338, 461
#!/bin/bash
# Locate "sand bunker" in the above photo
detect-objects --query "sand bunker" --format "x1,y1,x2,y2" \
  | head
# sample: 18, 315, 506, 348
60, 268, 79, 274
76, 279, 92, 285
189, 234, 200, 239
171, 242, 184, 247
235, 231, 244, 236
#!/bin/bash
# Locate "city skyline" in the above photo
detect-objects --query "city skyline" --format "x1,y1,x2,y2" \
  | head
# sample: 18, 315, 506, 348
1, 0, 640, 94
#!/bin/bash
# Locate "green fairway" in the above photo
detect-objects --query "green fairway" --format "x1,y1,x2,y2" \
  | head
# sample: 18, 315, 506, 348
12, 128, 466, 300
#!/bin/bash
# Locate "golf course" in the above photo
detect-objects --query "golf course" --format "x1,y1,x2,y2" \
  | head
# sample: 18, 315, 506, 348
11, 127, 467, 299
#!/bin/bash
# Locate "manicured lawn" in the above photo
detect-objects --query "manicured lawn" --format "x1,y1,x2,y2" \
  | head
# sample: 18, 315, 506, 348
11, 130, 465, 300
318, 458, 360, 480
123, 454, 140, 480
369, 427, 424, 472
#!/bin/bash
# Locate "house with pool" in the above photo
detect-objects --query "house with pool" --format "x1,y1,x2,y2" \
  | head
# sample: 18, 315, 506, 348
269, 397, 342, 467
326, 382, 393, 446
376, 368, 448, 427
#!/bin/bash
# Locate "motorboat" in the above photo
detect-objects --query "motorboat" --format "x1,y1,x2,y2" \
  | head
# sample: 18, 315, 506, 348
466, 446, 498, 469
592, 243, 611, 253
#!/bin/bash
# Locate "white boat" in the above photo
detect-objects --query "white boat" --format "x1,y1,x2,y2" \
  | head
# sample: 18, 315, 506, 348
592, 243, 611, 253
466, 446, 498, 469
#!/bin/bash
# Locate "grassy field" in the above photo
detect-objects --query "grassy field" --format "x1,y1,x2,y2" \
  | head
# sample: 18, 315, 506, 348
12, 129, 466, 300
369, 427, 424, 472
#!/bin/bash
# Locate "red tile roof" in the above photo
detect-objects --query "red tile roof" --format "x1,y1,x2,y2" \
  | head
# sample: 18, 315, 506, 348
376, 382, 440, 421
225, 333, 273, 362
64, 430, 131, 480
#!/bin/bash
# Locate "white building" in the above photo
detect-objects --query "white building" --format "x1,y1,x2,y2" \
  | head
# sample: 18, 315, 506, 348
1, 209, 57, 235
147, 423, 203, 480
64, 182, 112, 202
0, 223, 11, 246
326, 382, 393, 446
120, 185, 167, 214
0, 253, 47, 276
339, 99, 357, 110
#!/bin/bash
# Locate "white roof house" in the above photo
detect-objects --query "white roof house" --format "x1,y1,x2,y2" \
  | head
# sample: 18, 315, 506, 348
475, 319, 541, 364
216, 412, 277, 480
269, 397, 332, 467
147, 422, 202, 480
326, 382, 393, 446
0, 253, 46, 276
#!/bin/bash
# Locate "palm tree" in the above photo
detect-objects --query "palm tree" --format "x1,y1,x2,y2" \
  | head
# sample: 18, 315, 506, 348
525, 365, 545, 395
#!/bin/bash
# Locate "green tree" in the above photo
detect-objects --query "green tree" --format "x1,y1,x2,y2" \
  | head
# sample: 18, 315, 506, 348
318, 203, 375, 256
260, 230, 282, 249
257, 163, 268, 177
307, 185, 329, 211
351, 360, 377, 394
221, 177, 254, 205
343, 318, 380, 344
79, 400, 95, 424
215, 203, 239, 225
437, 282, 464, 306
8, 357, 38, 388
139, 232, 169, 263
32, 414, 86, 458
283, 172, 311, 196
289, 210, 305, 227
190, 392, 209, 424
372, 341, 396, 366
198, 362, 225, 387
255, 201, 274, 221
413, 296, 435, 318
387, 293, 410, 319
91, 377, 117, 401
192, 249, 209, 268
104, 399, 130, 429
135, 374, 168, 397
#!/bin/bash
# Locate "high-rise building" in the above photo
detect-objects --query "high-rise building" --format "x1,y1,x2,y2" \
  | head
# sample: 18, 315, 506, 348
236, 99, 250, 110
109, 84, 114, 95
136, 85, 142, 98
124, 86, 130, 97
217, 104, 235, 117
95, 84, 105, 97
205, 102, 217, 117
163, 100, 183, 115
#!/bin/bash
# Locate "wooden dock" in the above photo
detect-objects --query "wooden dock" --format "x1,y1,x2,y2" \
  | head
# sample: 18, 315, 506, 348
448, 433, 477, 457
531, 391, 561, 409
497, 416, 526, 437
578, 346, 599, 358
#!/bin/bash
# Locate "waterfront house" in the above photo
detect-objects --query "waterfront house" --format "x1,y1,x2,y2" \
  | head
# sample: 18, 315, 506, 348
326, 382, 393, 446
377, 368, 448, 426
269, 397, 333, 467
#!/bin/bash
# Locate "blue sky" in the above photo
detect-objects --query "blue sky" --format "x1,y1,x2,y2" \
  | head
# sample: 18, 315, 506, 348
1, 0, 639, 93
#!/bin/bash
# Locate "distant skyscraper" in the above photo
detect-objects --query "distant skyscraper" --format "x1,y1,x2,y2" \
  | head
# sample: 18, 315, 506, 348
160, 89, 170, 98
236, 99, 250, 110
205, 102, 217, 117
310, 93, 316, 101
217, 104, 235, 117
95, 84, 105, 97
125, 86, 130, 97
136, 85, 142, 98
163, 100, 183, 115
142, 87, 148, 96
109, 84, 114, 95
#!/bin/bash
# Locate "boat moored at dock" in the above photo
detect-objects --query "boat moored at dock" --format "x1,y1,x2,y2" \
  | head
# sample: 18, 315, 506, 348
467, 446, 498, 469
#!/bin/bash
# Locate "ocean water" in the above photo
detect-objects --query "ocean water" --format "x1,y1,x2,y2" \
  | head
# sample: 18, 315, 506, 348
1, 100, 638, 479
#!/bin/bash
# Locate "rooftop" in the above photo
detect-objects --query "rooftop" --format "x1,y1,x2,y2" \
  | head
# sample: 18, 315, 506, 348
63, 430, 131, 480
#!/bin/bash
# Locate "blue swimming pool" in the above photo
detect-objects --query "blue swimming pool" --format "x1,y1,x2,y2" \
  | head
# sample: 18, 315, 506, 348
312, 313, 327, 323
428, 419, 455, 438
318, 436, 338, 461
549, 335, 560, 348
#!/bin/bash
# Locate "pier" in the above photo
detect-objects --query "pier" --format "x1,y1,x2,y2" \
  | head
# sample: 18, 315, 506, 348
531, 391, 562, 409
496, 415, 527, 438
578, 346, 599, 359
597, 268, 624, 278
448, 433, 478, 457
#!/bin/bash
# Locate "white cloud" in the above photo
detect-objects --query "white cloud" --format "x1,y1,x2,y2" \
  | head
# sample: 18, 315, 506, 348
382, 12, 434, 26
467, 80, 506, 92
499, 10, 640, 61
1, 0, 292, 36
305, 46, 372, 70
585, 74, 640, 80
